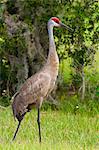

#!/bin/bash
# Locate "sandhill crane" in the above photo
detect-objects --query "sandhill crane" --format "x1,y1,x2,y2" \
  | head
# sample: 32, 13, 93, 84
12, 17, 72, 142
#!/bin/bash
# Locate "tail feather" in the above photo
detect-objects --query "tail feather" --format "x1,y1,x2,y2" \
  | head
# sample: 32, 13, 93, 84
11, 92, 19, 121
11, 92, 19, 103
12, 102, 17, 121
11, 91, 28, 121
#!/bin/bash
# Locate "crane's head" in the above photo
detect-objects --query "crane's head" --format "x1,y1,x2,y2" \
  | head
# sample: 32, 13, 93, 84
48, 17, 73, 31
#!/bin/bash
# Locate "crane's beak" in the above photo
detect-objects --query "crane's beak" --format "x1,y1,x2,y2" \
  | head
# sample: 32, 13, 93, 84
59, 22, 73, 32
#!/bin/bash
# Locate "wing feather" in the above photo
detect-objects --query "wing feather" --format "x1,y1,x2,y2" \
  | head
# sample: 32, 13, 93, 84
18, 72, 51, 104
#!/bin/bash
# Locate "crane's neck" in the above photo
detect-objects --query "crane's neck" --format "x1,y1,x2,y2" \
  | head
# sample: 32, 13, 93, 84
48, 26, 55, 47
47, 25, 59, 68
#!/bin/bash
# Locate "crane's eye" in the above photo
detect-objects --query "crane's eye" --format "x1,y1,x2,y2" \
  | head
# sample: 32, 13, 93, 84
51, 17, 60, 24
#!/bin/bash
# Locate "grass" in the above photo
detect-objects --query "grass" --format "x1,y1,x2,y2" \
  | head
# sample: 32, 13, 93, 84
0, 52, 98, 150
0, 100, 99, 150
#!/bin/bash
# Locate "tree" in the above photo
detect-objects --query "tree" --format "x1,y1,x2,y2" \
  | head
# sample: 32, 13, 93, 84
55, 0, 99, 100
0, 0, 98, 103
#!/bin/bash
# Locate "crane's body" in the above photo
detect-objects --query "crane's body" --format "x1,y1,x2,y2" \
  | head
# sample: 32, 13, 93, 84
12, 61, 59, 118
12, 17, 72, 142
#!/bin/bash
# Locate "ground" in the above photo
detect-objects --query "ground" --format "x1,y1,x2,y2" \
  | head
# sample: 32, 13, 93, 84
0, 106, 98, 150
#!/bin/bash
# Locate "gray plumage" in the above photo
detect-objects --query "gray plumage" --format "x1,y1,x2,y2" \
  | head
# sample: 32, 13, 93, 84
12, 17, 71, 142
12, 64, 58, 119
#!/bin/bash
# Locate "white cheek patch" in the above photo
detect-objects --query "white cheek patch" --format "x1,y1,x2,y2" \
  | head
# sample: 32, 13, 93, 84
52, 20, 60, 27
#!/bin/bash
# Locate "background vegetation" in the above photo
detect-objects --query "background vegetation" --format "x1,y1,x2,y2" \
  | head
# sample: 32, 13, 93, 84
0, 0, 99, 149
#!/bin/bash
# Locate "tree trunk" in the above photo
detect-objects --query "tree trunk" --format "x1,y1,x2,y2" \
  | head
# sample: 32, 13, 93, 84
81, 66, 85, 100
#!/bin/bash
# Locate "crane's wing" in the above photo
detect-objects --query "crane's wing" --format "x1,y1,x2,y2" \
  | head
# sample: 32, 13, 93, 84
18, 72, 51, 105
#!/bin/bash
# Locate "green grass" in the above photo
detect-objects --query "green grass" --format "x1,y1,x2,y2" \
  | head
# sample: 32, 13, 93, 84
0, 103, 99, 150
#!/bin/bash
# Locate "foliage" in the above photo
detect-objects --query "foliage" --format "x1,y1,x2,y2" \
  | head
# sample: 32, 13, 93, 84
0, 0, 99, 104
0, 95, 10, 107
56, 0, 99, 89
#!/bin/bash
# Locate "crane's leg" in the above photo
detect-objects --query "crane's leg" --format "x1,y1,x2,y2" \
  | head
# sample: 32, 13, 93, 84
12, 120, 21, 141
12, 112, 26, 141
37, 108, 41, 143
